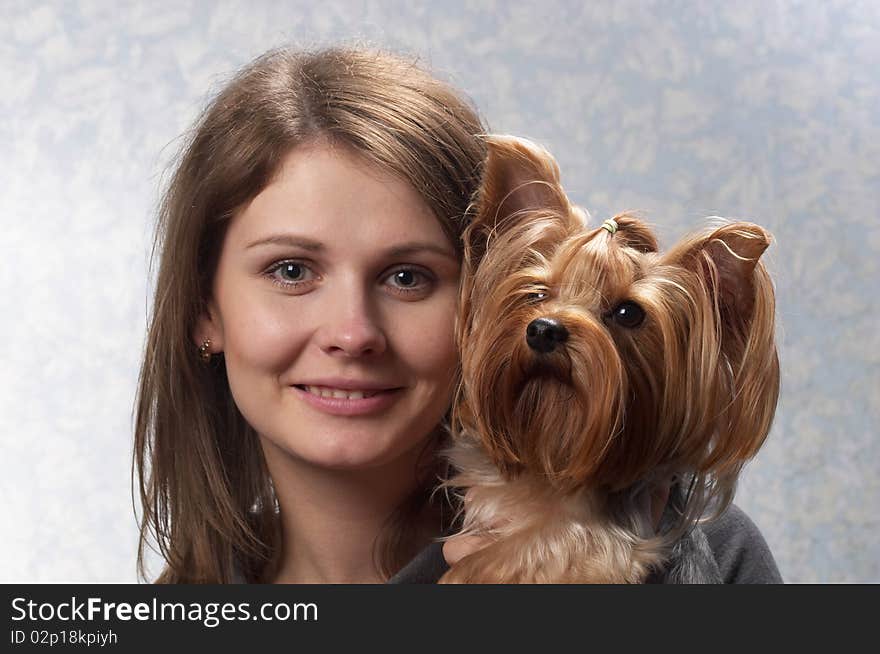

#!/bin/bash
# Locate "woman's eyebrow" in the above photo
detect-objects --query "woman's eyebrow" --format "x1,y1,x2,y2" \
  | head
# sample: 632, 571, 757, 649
385, 242, 457, 261
246, 234, 323, 251
246, 234, 456, 261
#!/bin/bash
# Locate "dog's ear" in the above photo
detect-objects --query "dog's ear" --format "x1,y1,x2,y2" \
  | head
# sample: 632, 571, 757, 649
666, 221, 772, 326
665, 220, 779, 474
463, 135, 577, 270
474, 135, 569, 223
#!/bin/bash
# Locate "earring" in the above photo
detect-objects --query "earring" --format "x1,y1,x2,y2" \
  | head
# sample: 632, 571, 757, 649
198, 338, 212, 363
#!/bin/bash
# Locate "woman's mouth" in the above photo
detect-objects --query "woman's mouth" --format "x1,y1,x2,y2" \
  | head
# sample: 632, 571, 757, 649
291, 384, 404, 416
300, 385, 382, 400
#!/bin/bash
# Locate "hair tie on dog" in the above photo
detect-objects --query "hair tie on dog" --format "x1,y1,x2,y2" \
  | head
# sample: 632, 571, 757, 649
601, 218, 618, 234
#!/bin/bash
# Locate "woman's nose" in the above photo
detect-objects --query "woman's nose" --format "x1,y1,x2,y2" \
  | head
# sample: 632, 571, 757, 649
315, 287, 387, 358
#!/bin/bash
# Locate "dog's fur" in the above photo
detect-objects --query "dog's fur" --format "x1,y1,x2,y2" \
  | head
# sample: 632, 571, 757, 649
439, 136, 779, 583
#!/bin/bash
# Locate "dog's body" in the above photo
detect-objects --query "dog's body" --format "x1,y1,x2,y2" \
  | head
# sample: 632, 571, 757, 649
440, 136, 779, 584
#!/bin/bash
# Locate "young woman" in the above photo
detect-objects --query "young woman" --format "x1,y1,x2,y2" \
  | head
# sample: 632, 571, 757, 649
134, 46, 782, 584
135, 47, 486, 583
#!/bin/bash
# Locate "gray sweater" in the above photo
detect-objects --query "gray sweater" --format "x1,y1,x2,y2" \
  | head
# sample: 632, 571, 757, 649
388, 504, 782, 584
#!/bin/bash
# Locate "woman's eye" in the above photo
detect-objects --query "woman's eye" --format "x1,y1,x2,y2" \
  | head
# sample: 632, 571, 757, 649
384, 267, 433, 295
609, 300, 646, 328
391, 270, 417, 287
267, 261, 316, 287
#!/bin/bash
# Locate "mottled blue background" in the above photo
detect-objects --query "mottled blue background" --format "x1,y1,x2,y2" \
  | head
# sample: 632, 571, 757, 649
1, 0, 877, 582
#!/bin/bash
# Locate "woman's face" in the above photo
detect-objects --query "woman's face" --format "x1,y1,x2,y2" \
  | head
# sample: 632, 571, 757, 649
200, 142, 461, 471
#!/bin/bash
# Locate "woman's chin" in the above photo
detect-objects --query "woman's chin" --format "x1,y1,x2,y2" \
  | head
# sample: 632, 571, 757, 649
260, 430, 424, 474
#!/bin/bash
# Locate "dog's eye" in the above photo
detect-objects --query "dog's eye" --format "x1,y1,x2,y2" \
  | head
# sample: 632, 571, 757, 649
528, 291, 548, 303
610, 301, 645, 328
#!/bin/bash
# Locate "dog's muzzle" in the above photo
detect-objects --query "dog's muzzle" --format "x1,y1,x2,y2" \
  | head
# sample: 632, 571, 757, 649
525, 317, 568, 353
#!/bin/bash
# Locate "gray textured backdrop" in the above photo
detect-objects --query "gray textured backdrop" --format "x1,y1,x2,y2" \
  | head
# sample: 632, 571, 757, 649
1, 0, 877, 583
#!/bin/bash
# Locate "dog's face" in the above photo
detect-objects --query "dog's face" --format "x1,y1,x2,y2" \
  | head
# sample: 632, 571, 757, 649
455, 136, 779, 493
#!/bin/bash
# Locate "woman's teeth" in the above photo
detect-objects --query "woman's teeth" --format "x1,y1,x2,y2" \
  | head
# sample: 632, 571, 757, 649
303, 386, 381, 399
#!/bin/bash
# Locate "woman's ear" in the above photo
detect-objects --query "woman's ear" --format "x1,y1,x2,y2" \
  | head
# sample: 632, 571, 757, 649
194, 301, 224, 353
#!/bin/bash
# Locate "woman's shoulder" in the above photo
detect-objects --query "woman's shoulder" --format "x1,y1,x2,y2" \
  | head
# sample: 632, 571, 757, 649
640, 502, 783, 584
700, 503, 783, 584
387, 541, 449, 584
388, 504, 783, 584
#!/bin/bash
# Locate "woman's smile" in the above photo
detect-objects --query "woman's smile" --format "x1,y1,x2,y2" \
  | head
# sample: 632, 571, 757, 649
292, 384, 405, 416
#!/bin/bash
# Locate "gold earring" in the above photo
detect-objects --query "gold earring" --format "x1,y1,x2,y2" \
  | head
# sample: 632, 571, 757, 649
198, 338, 212, 363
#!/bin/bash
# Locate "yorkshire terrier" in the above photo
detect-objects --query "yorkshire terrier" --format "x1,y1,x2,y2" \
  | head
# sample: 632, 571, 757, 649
440, 135, 779, 583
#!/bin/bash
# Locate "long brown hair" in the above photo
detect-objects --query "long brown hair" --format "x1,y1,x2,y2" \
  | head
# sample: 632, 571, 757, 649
134, 47, 486, 583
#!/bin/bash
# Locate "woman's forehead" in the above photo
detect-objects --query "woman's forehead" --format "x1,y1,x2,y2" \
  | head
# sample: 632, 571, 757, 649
223, 143, 456, 257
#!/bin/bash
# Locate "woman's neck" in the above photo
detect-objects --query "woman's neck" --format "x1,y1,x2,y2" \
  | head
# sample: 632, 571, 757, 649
260, 437, 432, 584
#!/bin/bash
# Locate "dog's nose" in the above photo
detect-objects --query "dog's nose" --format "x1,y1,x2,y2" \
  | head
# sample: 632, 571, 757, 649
525, 318, 568, 353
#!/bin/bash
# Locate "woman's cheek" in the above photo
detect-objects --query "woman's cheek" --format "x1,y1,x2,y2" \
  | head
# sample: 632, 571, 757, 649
228, 297, 309, 370
399, 298, 458, 379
